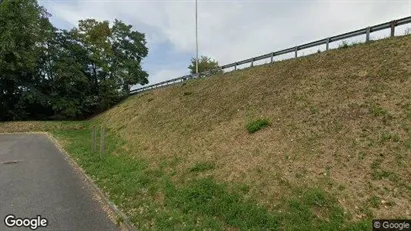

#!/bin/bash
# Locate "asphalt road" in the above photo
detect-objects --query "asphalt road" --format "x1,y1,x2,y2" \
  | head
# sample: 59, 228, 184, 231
0, 134, 119, 231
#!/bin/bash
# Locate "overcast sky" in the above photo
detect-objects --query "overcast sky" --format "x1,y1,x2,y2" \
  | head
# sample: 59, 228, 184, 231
38, 0, 411, 86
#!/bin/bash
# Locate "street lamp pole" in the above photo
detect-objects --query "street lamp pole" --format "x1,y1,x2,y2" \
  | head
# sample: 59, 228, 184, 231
195, 0, 199, 75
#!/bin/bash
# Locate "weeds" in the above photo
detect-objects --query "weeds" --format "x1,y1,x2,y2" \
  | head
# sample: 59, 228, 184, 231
189, 161, 215, 172
338, 40, 362, 49
339, 41, 350, 49
367, 195, 380, 208
379, 132, 400, 143
310, 105, 319, 114
246, 119, 270, 133
369, 103, 389, 117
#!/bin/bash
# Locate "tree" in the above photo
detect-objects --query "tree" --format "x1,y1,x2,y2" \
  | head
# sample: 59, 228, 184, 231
111, 19, 149, 94
71, 18, 149, 110
188, 56, 223, 76
0, 0, 150, 120
48, 30, 92, 119
0, 0, 53, 120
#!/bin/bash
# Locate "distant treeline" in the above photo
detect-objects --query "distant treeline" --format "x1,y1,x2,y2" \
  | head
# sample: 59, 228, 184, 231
0, 0, 149, 120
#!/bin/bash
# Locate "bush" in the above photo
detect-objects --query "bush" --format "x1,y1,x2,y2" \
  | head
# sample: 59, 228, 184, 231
338, 40, 362, 49
338, 41, 349, 49
246, 119, 270, 134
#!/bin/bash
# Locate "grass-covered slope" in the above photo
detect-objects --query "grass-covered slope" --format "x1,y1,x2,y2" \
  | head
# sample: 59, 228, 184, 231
1, 35, 410, 230
98, 35, 411, 218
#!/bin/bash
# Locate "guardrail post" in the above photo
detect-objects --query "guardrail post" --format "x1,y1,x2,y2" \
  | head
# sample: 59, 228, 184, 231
326, 38, 330, 51
366, 27, 370, 42
294, 46, 298, 58
251, 58, 254, 67
234, 63, 237, 71
390, 20, 396, 37
270, 52, 274, 63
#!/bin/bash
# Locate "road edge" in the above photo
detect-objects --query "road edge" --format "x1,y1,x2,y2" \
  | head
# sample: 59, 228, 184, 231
2, 132, 138, 231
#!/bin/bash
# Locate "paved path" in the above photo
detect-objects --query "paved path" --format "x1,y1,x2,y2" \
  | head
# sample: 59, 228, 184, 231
0, 134, 119, 231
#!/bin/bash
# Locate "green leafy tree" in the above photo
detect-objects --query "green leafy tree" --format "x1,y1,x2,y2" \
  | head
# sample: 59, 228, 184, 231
111, 19, 149, 94
71, 18, 149, 110
48, 30, 92, 119
188, 56, 223, 76
0, 0, 149, 120
0, 0, 52, 120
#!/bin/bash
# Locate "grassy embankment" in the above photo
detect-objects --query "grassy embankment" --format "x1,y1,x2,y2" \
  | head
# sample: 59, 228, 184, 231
1, 34, 411, 230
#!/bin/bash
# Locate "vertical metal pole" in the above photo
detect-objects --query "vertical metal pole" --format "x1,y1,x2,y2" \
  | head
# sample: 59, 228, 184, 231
326, 38, 330, 51
390, 20, 396, 37
251, 59, 254, 67
100, 127, 104, 159
234, 63, 237, 71
270, 52, 274, 63
294, 46, 298, 58
366, 27, 370, 42
195, 0, 199, 75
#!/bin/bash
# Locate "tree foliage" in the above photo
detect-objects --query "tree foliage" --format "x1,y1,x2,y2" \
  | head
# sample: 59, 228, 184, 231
0, 0, 149, 120
188, 56, 223, 76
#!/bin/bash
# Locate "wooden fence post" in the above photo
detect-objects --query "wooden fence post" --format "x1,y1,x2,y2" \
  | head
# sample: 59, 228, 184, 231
100, 127, 105, 159
91, 126, 96, 152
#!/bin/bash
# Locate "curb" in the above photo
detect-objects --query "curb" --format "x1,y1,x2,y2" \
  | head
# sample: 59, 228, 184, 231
37, 132, 136, 231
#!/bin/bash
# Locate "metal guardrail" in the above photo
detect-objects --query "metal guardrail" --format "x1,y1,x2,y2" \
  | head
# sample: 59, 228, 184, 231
130, 16, 411, 95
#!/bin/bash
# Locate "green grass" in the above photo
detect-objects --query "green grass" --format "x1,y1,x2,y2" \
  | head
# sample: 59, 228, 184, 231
369, 103, 389, 117
367, 195, 381, 209
246, 119, 270, 134
50, 124, 370, 230
189, 161, 215, 172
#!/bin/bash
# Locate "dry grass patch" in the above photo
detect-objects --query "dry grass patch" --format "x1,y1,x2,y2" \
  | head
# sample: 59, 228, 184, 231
0, 121, 85, 133
95, 35, 411, 220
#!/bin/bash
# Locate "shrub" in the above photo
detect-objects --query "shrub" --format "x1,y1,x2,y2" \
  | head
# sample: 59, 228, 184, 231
338, 41, 349, 49
246, 119, 270, 134
338, 40, 362, 49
